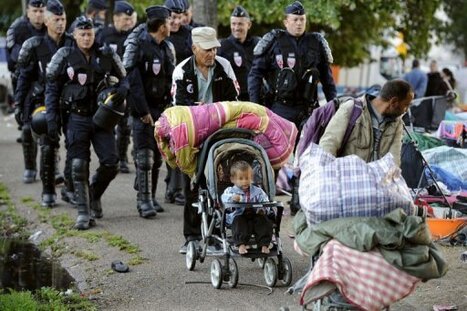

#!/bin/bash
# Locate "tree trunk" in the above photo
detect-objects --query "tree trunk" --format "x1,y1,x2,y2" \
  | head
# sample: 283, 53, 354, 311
192, 0, 217, 29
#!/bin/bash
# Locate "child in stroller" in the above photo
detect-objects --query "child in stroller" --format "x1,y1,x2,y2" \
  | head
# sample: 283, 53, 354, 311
221, 160, 273, 255
184, 128, 293, 289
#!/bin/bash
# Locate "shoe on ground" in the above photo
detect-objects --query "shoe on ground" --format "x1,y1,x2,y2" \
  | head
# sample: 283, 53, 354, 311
23, 169, 37, 184
174, 192, 185, 206
111, 260, 129, 273
41, 193, 56, 208
164, 190, 175, 203
119, 160, 130, 174
137, 201, 157, 218
153, 199, 165, 213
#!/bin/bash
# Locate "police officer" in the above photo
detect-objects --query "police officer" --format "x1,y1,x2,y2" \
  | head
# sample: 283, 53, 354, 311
180, 0, 204, 28
7, 0, 46, 93
171, 26, 239, 253
96, 1, 137, 174
16, 0, 74, 207
218, 6, 259, 101
165, 0, 193, 64
7, 0, 46, 181
248, 1, 337, 128
45, 16, 128, 230
163, 0, 194, 207
68, 0, 108, 34
123, 6, 175, 217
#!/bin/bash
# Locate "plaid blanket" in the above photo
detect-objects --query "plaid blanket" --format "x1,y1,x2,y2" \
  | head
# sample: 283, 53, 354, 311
300, 240, 420, 311
298, 144, 414, 225
423, 146, 467, 181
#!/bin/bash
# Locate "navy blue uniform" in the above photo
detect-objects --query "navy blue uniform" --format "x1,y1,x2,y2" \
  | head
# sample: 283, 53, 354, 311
218, 35, 259, 101
166, 25, 192, 64
45, 43, 127, 228
123, 24, 176, 217
6, 16, 46, 88
96, 25, 133, 172
248, 29, 336, 127
16, 33, 74, 204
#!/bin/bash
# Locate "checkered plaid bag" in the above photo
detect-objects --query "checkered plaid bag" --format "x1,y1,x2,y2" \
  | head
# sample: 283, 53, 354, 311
298, 144, 414, 225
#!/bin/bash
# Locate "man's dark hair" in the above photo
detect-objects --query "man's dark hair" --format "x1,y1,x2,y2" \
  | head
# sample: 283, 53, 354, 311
380, 79, 413, 102
86, 6, 102, 15
147, 18, 166, 33
412, 59, 420, 68
230, 160, 251, 177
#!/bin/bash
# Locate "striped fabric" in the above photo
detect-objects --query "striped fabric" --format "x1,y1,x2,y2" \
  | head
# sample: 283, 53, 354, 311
422, 146, 467, 181
300, 239, 420, 311
298, 144, 414, 225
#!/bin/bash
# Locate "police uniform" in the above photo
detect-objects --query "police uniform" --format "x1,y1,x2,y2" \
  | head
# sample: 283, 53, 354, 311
16, 0, 73, 206
248, 1, 337, 128
164, 0, 193, 64
67, 0, 108, 34
95, 1, 135, 174
218, 6, 259, 101
7, 0, 47, 91
45, 17, 128, 230
123, 6, 175, 217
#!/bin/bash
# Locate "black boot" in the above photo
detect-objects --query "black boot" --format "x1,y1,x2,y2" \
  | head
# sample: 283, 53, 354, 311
117, 128, 131, 173
40, 144, 56, 207
72, 159, 92, 230
151, 164, 164, 212
54, 147, 64, 185
289, 176, 300, 216
22, 124, 37, 183
136, 149, 156, 218
62, 153, 76, 205
90, 164, 118, 219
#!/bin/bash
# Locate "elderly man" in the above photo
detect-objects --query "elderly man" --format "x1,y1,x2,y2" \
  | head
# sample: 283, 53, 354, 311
218, 6, 259, 101
248, 1, 336, 129
171, 26, 238, 253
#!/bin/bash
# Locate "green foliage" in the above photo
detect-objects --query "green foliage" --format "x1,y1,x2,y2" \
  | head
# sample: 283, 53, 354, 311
440, 0, 467, 58
73, 249, 100, 261
0, 287, 97, 311
0, 183, 28, 237
103, 232, 139, 253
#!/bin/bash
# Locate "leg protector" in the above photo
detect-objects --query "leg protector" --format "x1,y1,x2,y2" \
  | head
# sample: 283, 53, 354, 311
289, 176, 300, 216
72, 158, 91, 230
40, 144, 56, 207
54, 147, 64, 185
22, 124, 37, 183
151, 163, 164, 213
136, 149, 156, 218
89, 164, 118, 218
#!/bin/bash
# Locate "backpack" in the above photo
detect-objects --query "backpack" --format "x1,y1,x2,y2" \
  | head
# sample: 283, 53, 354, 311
296, 97, 364, 159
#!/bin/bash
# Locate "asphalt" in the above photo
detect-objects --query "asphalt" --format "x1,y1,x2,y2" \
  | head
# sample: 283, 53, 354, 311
0, 114, 309, 311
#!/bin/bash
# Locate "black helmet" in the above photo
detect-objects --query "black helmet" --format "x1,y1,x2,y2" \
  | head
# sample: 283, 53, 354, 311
31, 105, 47, 139
93, 87, 126, 131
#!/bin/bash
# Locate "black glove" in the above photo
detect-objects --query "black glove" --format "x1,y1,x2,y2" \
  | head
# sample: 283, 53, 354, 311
113, 84, 129, 102
99, 43, 114, 56
14, 105, 23, 126
47, 122, 60, 143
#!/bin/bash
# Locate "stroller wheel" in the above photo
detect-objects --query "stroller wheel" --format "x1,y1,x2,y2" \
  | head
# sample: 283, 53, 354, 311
210, 259, 223, 289
257, 257, 266, 269
227, 258, 239, 288
186, 241, 198, 271
279, 256, 293, 287
263, 258, 278, 287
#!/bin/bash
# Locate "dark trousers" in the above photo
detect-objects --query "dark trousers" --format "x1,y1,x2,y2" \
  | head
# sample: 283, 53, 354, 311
67, 114, 118, 165
231, 213, 273, 247
182, 172, 201, 239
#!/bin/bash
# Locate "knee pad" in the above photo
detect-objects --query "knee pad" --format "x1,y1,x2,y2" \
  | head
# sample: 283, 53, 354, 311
137, 149, 154, 171
71, 159, 89, 182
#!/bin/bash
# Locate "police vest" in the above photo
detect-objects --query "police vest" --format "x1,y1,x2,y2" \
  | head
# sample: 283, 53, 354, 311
139, 39, 174, 101
98, 27, 128, 57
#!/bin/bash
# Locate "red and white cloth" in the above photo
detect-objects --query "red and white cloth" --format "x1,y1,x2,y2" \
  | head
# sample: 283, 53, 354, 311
300, 240, 420, 311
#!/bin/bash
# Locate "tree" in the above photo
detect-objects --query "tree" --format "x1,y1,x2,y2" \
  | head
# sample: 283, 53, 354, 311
216, 0, 447, 67
439, 0, 467, 59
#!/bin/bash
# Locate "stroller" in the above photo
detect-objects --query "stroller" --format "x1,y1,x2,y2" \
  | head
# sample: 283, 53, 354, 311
184, 128, 293, 289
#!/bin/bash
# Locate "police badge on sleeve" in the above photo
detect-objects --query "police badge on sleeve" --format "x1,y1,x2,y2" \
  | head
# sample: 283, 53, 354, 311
152, 59, 161, 75
67, 67, 75, 80
233, 52, 242, 67
287, 53, 296, 68
77, 73, 87, 86
275, 54, 283, 69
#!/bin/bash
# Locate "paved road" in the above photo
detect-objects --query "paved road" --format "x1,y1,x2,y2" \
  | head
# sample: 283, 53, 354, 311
0, 114, 309, 311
